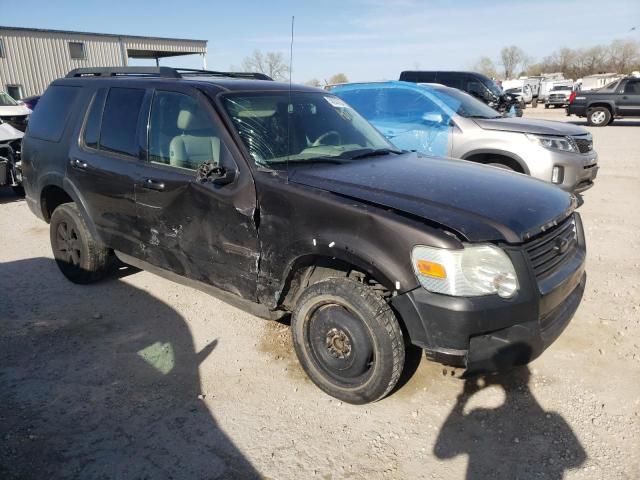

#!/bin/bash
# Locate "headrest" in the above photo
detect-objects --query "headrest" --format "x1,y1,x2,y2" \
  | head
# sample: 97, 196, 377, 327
177, 108, 209, 130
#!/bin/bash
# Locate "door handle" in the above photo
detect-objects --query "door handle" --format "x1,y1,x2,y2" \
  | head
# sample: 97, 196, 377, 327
143, 178, 165, 191
70, 158, 88, 169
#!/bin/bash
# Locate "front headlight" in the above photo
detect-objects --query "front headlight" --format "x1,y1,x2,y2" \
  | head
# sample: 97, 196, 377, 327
411, 244, 519, 298
526, 133, 577, 153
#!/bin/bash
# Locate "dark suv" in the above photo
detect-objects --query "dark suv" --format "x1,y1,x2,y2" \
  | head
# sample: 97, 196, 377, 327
399, 70, 523, 116
22, 67, 586, 404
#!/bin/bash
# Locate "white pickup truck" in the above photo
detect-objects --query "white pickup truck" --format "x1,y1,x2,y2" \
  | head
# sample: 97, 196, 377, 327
545, 84, 574, 108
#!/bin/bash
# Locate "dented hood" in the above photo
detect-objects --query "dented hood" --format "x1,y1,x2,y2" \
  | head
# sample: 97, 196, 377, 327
288, 153, 574, 243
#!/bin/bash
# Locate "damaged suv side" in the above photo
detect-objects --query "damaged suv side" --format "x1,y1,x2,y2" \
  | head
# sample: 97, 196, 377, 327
22, 67, 587, 404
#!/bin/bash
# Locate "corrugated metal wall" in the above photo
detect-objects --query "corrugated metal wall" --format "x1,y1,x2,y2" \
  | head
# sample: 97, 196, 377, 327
0, 30, 124, 97
0, 28, 207, 97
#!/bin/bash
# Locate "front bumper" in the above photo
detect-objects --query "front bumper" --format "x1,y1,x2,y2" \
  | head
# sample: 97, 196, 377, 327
391, 218, 586, 373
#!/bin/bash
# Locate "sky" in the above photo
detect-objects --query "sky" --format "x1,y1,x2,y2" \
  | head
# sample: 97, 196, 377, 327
2, 0, 639, 82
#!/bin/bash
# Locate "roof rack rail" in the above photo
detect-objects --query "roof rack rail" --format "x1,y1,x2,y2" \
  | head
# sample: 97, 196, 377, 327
66, 67, 181, 78
66, 67, 273, 81
174, 68, 273, 81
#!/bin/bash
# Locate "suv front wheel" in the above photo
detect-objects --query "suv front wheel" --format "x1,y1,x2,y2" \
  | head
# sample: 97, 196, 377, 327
50, 203, 113, 284
292, 277, 405, 404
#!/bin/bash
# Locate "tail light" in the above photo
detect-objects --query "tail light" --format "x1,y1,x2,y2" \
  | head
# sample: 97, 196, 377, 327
568, 92, 577, 104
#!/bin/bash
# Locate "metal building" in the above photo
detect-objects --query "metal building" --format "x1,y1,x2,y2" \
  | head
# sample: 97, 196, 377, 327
0, 26, 207, 98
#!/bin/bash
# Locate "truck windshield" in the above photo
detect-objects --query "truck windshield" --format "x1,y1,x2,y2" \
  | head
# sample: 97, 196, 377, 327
0, 92, 19, 107
222, 92, 395, 167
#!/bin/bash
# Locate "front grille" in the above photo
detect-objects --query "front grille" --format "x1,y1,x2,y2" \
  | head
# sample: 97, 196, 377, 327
549, 94, 567, 101
573, 136, 593, 154
525, 217, 578, 280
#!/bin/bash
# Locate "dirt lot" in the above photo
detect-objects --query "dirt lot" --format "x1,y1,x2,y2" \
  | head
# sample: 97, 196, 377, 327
1, 108, 639, 479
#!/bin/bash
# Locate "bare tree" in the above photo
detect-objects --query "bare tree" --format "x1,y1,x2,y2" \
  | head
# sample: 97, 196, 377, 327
500, 46, 527, 79
608, 39, 640, 73
471, 56, 498, 78
305, 78, 322, 87
241, 50, 290, 81
328, 73, 349, 85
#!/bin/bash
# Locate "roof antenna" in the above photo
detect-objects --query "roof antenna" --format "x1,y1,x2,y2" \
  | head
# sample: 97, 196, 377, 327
286, 15, 295, 183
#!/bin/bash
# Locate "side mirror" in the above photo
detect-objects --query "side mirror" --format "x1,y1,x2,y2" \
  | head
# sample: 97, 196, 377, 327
422, 112, 444, 124
196, 162, 237, 186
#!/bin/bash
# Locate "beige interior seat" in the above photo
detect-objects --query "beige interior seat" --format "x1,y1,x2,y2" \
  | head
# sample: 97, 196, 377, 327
169, 108, 220, 169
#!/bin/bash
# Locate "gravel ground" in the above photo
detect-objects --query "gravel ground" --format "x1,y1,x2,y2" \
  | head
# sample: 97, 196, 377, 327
1, 108, 638, 479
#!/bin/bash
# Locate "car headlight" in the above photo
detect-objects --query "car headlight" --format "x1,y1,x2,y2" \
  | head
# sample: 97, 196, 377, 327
411, 244, 519, 298
526, 134, 577, 153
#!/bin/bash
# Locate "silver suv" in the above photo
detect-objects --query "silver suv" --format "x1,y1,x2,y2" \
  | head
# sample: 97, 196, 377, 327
331, 81, 599, 194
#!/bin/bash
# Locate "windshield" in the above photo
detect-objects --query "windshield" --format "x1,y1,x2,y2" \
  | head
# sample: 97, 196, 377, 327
0, 92, 19, 107
222, 92, 394, 167
429, 86, 502, 119
551, 85, 571, 91
486, 79, 504, 97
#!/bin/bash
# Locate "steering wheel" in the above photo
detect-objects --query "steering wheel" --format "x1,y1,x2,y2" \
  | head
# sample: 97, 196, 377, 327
312, 130, 342, 147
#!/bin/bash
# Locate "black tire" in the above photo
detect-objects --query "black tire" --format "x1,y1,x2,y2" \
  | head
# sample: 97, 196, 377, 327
11, 185, 25, 196
49, 202, 112, 284
532, 98, 538, 108
291, 277, 405, 404
586, 107, 611, 127
608, 117, 615, 125
544, 104, 549, 109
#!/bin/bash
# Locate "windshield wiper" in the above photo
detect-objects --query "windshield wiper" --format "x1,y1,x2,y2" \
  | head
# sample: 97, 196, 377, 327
269, 157, 350, 165
343, 148, 402, 160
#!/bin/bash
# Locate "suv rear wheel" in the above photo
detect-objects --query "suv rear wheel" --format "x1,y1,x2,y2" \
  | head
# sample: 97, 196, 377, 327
587, 107, 611, 127
50, 203, 113, 284
291, 277, 405, 404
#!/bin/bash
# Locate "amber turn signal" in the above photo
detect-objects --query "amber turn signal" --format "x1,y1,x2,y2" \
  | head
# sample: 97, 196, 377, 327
416, 260, 447, 279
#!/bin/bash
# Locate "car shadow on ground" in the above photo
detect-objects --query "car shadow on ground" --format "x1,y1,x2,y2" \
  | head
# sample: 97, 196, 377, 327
0, 189, 24, 205
0, 257, 260, 480
433, 361, 587, 480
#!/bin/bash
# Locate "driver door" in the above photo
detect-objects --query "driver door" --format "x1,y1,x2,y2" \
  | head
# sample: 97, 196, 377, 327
133, 86, 260, 301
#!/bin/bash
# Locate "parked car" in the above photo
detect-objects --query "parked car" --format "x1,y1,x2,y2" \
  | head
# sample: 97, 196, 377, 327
23, 67, 587, 404
20, 95, 41, 110
399, 70, 523, 117
0, 118, 24, 195
567, 76, 640, 126
0, 90, 32, 132
331, 81, 598, 194
545, 84, 574, 108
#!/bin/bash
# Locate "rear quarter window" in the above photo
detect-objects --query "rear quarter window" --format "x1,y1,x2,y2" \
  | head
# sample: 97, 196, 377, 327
27, 85, 80, 142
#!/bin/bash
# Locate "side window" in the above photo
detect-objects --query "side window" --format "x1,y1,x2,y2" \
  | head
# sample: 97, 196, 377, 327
100, 88, 145, 157
83, 88, 106, 149
27, 85, 80, 142
436, 73, 463, 90
382, 88, 442, 122
148, 90, 222, 170
624, 80, 640, 94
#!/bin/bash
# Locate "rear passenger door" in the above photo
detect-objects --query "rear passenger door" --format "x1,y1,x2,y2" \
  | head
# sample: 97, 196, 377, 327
133, 86, 260, 301
68, 86, 146, 253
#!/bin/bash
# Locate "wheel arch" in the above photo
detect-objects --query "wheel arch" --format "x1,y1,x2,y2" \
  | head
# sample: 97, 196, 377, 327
586, 102, 614, 114
272, 250, 428, 347
462, 149, 530, 174
38, 175, 100, 241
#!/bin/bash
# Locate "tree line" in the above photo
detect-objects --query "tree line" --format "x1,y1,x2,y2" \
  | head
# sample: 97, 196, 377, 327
235, 49, 348, 86
474, 39, 640, 80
